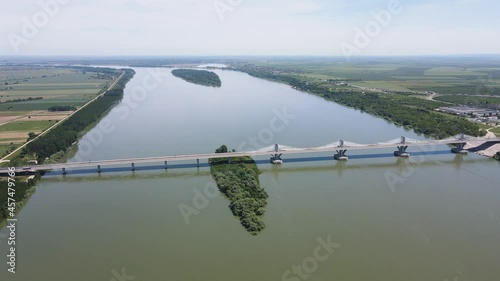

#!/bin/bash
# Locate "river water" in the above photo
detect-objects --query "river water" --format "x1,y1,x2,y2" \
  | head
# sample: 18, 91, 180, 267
1, 68, 500, 281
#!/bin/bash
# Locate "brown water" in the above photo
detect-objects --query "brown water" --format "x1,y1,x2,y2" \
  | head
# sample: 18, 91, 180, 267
1, 68, 500, 281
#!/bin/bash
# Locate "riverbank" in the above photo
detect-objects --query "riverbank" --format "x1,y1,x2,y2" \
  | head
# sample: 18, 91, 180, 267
9, 69, 135, 165
0, 173, 40, 224
232, 64, 484, 139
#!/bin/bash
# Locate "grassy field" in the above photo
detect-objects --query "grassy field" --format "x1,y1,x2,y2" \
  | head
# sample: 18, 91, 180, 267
434, 95, 500, 106
0, 66, 112, 106
491, 127, 500, 135
0, 120, 56, 132
477, 123, 495, 130
0, 144, 11, 156
250, 57, 500, 95
0, 66, 119, 160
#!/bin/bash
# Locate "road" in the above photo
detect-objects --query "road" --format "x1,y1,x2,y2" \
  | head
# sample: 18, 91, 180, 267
2, 136, 499, 173
0, 71, 125, 162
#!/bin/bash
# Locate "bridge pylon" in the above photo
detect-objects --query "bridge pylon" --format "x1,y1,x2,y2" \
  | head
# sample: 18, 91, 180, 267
334, 140, 349, 160
270, 144, 283, 164
451, 133, 468, 154
394, 136, 410, 157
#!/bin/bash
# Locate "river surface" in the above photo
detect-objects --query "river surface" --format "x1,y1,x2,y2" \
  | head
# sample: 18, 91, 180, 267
2, 68, 500, 281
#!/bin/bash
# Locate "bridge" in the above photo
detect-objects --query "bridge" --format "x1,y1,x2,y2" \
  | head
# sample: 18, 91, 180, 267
1, 134, 499, 175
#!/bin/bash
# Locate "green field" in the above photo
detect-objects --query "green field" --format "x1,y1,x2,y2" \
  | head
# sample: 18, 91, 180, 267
0, 144, 10, 156
248, 57, 500, 95
0, 120, 56, 132
0, 66, 114, 108
0, 96, 93, 111
233, 59, 490, 139
0, 66, 121, 160
434, 95, 500, 106
491, 127, 500, 135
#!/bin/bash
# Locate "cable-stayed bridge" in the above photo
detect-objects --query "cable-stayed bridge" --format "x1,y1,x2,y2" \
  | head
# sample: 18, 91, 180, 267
1, 134, 499, 175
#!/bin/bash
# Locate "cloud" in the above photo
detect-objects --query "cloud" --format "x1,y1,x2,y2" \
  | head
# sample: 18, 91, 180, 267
288, 0, 322, 14
0, 0, 499, 56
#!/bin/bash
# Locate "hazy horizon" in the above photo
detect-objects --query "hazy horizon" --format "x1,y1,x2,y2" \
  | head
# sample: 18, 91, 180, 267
2, 0, 499, 57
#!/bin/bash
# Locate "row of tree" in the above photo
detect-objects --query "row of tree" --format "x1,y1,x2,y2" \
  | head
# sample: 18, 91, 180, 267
14, 69, 135, 164
235, 65, 484, 139
0, 173, 41, 222
0, 97, 43, 104
48, 105, 77, 112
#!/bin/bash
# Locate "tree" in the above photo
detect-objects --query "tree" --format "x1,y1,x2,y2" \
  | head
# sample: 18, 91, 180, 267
215, 145, 228, 154
27, 132, 36, 140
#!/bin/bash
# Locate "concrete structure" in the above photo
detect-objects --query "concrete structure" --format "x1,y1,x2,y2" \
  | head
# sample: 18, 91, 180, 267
437, 106, 500, 118
1, 134, 499, 175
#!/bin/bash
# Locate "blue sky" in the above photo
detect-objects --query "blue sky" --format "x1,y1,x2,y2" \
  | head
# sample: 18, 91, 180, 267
1, 0, 499, 56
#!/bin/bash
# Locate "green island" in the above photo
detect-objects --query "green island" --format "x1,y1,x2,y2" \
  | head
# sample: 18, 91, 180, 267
208, 145, 268, 235
172, 69, 222, 87
232, 64, 485, 139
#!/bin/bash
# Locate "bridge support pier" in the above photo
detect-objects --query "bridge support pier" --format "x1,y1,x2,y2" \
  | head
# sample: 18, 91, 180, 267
451, 143, 468, 154
270, 144, 283, 164
270, 154, 283, 164
131, 163, 135, 171
164, 161, 168, 169
334, 149, 348, 161
394, 146, 410, 157
62, 168, 66, 175
197, 159, 200, 167
97, 165, 101, 173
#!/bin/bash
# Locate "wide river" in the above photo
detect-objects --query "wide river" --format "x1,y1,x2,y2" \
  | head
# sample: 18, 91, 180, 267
2, 68, 500, 281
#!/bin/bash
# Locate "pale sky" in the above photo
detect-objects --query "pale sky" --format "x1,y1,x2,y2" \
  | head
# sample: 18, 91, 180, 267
1, 0, 499, 56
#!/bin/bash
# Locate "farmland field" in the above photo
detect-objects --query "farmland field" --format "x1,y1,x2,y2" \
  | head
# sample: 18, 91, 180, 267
248, 57, 500, 95
0, 120, 56, 132
0, 66, 120, 160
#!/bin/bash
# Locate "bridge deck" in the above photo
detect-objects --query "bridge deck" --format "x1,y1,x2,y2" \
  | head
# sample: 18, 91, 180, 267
1, 136, 499, 173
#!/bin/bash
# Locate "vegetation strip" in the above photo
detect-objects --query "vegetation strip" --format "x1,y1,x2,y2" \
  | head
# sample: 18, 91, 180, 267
209, 145, 268, 235
172, 69, 222, 87
8, 69, 135, 165
0, 173, 40, 224
233, 65, 484, 139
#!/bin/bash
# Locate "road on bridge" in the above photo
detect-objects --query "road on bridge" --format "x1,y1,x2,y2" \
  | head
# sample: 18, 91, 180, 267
2, 135, 499, 174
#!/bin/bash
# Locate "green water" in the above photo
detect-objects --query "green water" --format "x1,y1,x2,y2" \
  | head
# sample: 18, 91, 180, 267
1, 68, 500, 281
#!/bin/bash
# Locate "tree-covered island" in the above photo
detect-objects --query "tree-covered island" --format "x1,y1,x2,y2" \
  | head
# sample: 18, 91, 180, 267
208, 145, 268, 235
171, 69, 222, 87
